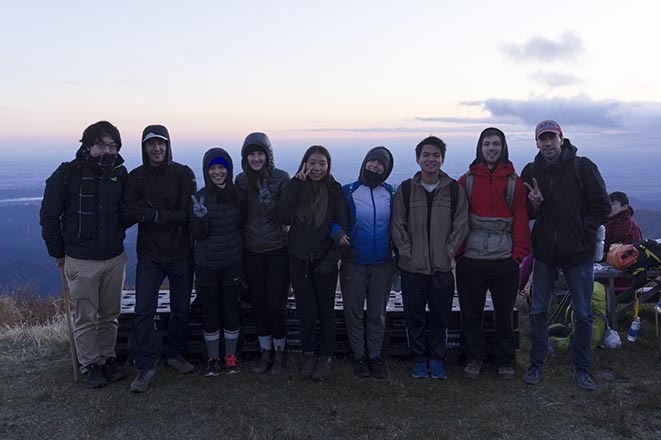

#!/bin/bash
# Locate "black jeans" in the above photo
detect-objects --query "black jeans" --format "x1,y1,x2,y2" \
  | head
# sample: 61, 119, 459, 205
400, 270, 455, 362
289, 257, 338, 356
244, 247, 289, 339
456, 257, 519, 367
133, 257, 194, 370
196, 263, 243, 334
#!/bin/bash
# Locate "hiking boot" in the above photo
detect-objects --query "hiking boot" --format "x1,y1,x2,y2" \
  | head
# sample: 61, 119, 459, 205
368, 357, 386, 379
312, 356, 333, 381
206, 358, 220, 377
430, 359, 447, 380
412, 361, 428, 379
352, 356, 371, 378
270, 348, 286, 375
252, 349, 273, 374
301, 352, 316, 379
225, 354, 239, 375
82, 363, 109, 389
102, 358, 127, 383
522, 366, 541, 385
130, 369, 156, 393
463, 359, 483, 380
573, 368, 596, 391
167, 356, 194, 375
498, 366, 515, 381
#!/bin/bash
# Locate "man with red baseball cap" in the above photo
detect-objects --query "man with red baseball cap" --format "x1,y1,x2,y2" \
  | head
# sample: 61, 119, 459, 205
520, 120, 610, 391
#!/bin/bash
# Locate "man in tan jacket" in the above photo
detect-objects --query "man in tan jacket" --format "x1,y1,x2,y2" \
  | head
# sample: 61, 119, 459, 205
391, 135, 469, 379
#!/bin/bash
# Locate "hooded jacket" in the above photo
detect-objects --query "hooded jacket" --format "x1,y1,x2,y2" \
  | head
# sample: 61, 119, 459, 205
40, 144, 127, 260
340, 147, 395, 264
192, 148, 245, 270
234, 132, 290, 253
123, 125, 197, 263
391, 171, 469, 275
457, 128, 530, 263
521, 139, 610, 268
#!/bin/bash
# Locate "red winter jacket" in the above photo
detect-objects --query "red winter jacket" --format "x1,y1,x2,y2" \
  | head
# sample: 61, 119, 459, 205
457, 161, 530, 263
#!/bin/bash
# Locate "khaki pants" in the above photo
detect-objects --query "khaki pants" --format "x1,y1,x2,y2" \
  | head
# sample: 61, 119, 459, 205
65, 252, 127, 369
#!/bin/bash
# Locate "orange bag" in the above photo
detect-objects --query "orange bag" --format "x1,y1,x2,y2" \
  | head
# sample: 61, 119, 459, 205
606, 243, 639, 269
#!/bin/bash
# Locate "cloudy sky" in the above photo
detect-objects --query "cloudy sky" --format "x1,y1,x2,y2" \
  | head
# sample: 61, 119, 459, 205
2, 0, 661, 158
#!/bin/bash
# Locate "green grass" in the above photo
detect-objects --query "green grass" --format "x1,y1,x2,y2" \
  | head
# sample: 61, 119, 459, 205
2, 303, 661, 439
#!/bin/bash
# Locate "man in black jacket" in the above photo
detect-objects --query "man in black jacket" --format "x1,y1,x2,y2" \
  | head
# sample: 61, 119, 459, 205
521, 120, 610, 391
124, 124, 197, 393
40, 121, 128, 388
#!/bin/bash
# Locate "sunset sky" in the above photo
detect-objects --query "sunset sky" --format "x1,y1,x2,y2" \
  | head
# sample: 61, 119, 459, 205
2, 0, 661, 158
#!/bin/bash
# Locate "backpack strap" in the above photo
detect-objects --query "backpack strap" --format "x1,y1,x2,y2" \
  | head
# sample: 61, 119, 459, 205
401, 179, 412, 219
449, 179, 458, 218
505, 173, 517, 209
466, 171, 516, 211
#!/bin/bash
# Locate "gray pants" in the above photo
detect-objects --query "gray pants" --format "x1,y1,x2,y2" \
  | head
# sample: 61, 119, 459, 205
340, 261, 392, 359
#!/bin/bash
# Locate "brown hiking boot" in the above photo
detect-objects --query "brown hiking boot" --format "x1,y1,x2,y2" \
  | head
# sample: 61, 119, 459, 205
463, 359, 482, 380
301, 352, 317, 379
270, 348, 286, 375
312, 356, 333, 382
252, 349, 273, 374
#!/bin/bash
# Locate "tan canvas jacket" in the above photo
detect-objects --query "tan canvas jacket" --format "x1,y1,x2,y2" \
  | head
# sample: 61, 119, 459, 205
391, 171, 469, 275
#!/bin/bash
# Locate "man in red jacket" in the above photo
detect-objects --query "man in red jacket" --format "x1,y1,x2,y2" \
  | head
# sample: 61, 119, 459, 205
456, 127, 530, 381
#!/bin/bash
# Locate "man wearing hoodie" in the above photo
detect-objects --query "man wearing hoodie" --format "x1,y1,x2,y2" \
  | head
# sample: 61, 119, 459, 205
456, 128, 530, 381
337, 147, 395, 379
391, 136, 469, 379
40, 121, 128, 388
123, 124, 197, 393
521, 120, 610, 391
234, 132, 291, 374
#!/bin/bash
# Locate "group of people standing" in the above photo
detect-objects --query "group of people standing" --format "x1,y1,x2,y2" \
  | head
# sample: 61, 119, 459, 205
40, 117, 613, 393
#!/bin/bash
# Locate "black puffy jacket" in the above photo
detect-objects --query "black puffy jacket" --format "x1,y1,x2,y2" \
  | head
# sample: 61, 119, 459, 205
40, 146, 127, 260
191, 148, 245, 270
234, 132, 290, 253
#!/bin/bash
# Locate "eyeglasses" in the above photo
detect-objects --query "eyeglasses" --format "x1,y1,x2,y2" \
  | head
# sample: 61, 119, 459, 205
94, 142, 119, 151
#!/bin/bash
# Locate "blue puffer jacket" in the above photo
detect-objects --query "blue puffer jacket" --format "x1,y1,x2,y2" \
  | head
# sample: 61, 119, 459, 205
340, 180, 394, 264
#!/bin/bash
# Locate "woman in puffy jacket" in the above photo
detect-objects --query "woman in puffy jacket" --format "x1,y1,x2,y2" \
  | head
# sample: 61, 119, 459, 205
191, 148, 245, 377
235, 132, 291, 375
275, 145, 349, 381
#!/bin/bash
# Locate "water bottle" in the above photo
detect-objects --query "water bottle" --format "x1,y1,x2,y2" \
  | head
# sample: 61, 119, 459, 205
594, 225, 606, 262
627, 317, 641, 342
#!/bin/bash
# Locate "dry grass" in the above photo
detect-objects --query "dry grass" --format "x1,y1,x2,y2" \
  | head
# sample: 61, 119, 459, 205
2, 294, 661, 439
0, 283, 60, 326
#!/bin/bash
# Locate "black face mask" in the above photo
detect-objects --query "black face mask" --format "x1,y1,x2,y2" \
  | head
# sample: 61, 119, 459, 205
363, 168, 384, 188
96, 153, 117, 168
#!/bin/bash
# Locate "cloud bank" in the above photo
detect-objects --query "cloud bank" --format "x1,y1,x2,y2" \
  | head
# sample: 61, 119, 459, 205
501, 32, 584, 62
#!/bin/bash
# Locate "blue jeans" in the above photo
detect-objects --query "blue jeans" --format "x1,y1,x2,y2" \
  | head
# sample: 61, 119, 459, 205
529, 258, 594, 370
133, 257, 194, 370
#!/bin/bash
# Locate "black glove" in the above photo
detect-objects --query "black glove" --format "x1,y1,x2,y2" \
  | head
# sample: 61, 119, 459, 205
257, 180, 275, 209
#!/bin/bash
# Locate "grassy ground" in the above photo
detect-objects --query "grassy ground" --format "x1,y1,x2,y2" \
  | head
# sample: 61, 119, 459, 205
2, 302, 661, 439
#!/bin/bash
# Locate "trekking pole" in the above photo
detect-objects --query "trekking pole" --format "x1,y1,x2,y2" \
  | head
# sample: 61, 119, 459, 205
60, 266, 79, 381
